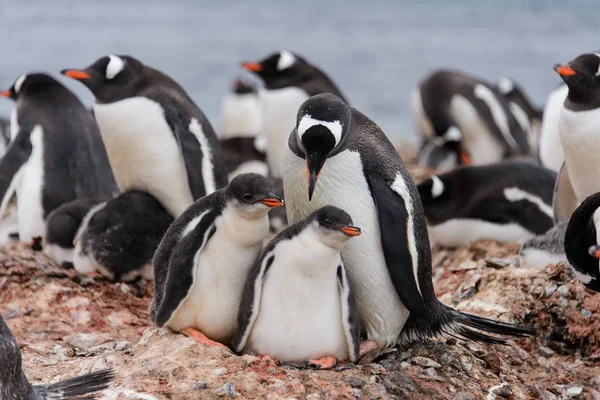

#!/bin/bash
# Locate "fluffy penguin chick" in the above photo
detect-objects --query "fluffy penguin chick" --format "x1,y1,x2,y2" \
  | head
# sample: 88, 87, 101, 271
0, 313, 114, 399
233, 206, 360, 368
151, 173, 284, 347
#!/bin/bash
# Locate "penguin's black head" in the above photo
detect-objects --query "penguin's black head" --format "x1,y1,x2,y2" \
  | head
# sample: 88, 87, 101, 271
1, 73, 62, 101
231, 76, 257, 95
226, 173, 284, 218
295, 93, 352, 200
61, 55, 145, 103
554, 53, 600, 104
417, 126, 470, 171
308, 206, 361, 248
241, 50, 310, 89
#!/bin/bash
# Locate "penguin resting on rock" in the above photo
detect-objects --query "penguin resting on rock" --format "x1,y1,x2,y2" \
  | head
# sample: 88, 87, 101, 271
283, 93, 535, 350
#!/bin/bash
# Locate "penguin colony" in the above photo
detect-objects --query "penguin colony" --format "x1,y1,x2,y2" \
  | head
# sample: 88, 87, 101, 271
4, 47, 600, 396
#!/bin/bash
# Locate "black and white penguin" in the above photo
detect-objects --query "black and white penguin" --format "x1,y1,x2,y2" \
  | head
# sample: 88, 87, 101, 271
413, 70, 531, 169
72, 191, 174, 282
564, 192, 600, 292
283, 93, 534, 349
233, 206, 360, 368
519, 221, 568, 269
0, 73, 116, 244
417, 162, 556, 247
538, 84, 568, 173
416, 128, 470, 172
62, 55, 228, 218
242, 51, 346, 178
218, 76, 267, 180
551, 53, 600, 223
0, 313, 114, 399
150, 173, 283, 347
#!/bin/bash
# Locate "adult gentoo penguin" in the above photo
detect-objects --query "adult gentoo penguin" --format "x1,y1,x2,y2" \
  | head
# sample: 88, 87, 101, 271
417, 162, 556, 247
283, 93, 534, 349
61, 55, 228, 218
150, 173, 283, 347
538, 84, 568, 172
0, 73, 116, 244
242, 50, 346, 178
564, 192, 600, 292
413, 70, 531, 169
0, 313, 114, 399
218, 76, 267, 180
233, 206, 360, 368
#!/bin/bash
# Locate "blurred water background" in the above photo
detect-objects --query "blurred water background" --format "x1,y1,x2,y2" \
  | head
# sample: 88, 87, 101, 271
1, 0, 598, 139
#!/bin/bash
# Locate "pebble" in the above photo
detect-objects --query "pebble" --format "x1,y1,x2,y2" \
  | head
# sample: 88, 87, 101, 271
6, 308, 19, 319
566, 387, 583, 397
581, 309, 593, 319
400, 361, 411, 369
460, 360, 473, 373
466, 343, 480, 353
351, 389, 362, 398
422, 367, 446, 382
497, 385, 513, 398
413, 356, 441, 368
193, 382, 208, 390
440, 352, 455, 365
557, 285, 570, 296
399, 352, 412, 361
545, 284, 558, 297
453, 392, 475, 400
560, 298, 569, 309
212, 367, 228, 377
538, 346, 555, 358
482, 353, 502, 374
115, 341, 132, 352
63, 333, 113, 350
382, 372, 417, 395
345, 377, 365, 388
215, 382, 238, 397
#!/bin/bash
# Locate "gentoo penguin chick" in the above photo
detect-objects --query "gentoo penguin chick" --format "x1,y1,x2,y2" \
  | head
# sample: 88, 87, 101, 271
151, 173, 284, 347
283, 94, 534, 349
552, 53, 600, 222
233, 206, 360, 368
417, 162, 556, 247
416, 128, 469, 172
242, 50, 346, 178
0, 73, 116, 244
74, 191, 174, 282
496, 77, 543, 155
0, 313, 114, 399
538, 84, 568, 172
519, 221, 568, 269
218, 76, 267, 180
564, 192, 600, 292
62, 54, 228, 218
44, 198, 102, 269
413, 70, 531, 169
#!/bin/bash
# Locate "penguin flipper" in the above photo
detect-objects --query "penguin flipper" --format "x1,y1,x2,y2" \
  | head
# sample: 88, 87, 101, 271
0, 129, 32, 218
152, 209, 219, 327
336, 263, 360, 363
368, 176, 427, 315
553, 162, 578, 223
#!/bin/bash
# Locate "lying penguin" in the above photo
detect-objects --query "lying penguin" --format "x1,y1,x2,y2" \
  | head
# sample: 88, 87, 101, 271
233, 206, 360, 369
519, 221, 568, 269
151, 173, 283, 348
0, 313, 114, 399
418, 162, 556, 247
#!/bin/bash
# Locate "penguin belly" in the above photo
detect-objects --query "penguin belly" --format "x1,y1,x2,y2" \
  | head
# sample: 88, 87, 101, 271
259, 87, 308, 178
539, 85, 568, 172
283, 148, 409, 347
16, 126, 45, 241
428, 219, 533, 247
166, 216, 267, 343
244, 240, 348, 362
94, 98, 194, 217
560, 107, 600, 201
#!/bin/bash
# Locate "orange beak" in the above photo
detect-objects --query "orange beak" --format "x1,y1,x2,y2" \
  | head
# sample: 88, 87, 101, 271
340, 225, 362, 237
554, 65, 576, 76
259, 196, 284, 208
242, 62, 263, 72
0, 90, 11, 98
460, 149, 472, 165
62, 70, 91, 80
589, 245, 600, 259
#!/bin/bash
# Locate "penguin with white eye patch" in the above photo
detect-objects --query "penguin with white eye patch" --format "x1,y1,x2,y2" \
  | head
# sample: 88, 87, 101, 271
242, 50, 346, 178
233, 206, 360, 369
413, 69, 531, 169
417, 162, 556, 247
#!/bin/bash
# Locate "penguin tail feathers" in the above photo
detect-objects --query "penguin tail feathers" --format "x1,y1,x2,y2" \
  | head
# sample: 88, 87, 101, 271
399, 302, 535, 346
41, 368, 114, 399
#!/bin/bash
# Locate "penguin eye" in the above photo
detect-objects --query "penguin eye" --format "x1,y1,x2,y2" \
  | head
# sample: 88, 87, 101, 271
324, 218, 332, 226
243, 194, 252, 202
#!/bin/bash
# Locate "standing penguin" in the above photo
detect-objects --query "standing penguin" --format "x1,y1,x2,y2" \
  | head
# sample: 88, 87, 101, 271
62, 55, 228, 218
218, 76, 267, 180
283, 94, 534, 349
0, 313, 114, 399
150, 173, 283, 347
552, 53, 600, 222
242, 51, 346, 178
564, 192, 600, 292
0, 73, 116, 244
233, 206, 360, 368
413, 70, 531, 169
418, 162, 556, 247
538, 84, 568, 173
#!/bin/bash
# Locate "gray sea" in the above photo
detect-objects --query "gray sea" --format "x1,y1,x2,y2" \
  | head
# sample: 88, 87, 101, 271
1, 0, 598, 139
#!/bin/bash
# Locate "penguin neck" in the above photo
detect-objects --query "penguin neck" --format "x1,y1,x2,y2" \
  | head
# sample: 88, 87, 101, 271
290, 226, 343, 276
218, 205, 270, 247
